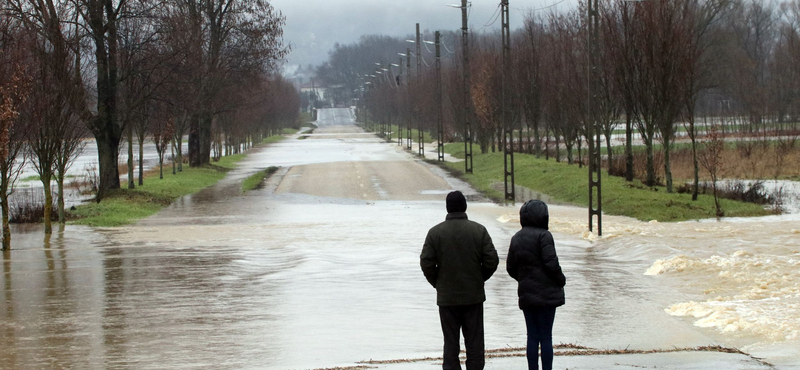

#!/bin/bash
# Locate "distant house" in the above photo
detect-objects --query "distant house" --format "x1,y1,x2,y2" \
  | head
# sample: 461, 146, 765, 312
300, 81, 328, 108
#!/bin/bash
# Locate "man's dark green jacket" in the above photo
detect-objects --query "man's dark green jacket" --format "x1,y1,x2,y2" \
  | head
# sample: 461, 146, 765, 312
420, 212, 499, 306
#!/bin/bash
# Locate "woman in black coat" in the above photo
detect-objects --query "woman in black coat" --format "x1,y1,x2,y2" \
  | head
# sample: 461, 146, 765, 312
507, 200, 566, 370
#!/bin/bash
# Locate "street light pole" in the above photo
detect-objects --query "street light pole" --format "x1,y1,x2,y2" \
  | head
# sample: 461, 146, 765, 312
461, 0, 474, 173
502, 0, 515, 202
416, 23, 424, 158
588, 0, 602, 236
406, 48, 412, 150
396, 58, 403, 146
435, 31, 444, 162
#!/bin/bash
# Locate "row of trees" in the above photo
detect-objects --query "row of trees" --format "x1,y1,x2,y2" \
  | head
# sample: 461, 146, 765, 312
0, 0, 298, 249
327, 0, 800, 198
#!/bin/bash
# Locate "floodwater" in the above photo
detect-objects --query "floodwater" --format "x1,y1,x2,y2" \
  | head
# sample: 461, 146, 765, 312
1, 108, 797, 369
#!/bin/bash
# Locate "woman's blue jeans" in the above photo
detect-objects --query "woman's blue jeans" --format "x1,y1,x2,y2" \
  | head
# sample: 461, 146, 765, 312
522, 306, 556, 370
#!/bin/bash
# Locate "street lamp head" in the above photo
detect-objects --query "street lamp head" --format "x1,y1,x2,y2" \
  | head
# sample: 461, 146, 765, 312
391, 63, 400, 67
406, 39, 416, 43
382, 68, 389, 71
398, 53, 407, 57
375, 62, 381, 66
423, 41, 435, 45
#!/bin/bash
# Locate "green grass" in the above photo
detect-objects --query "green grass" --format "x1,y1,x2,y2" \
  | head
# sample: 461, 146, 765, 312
298, 112, 314, 127
22, 175, 40, 182
213, 154, 246, 169
442, 142, 770, 222
70, 165, 234, 227
242, 167, 279, 192
69, 131, 297, 227
262, 132, 292, 145
382, 124, 435, 143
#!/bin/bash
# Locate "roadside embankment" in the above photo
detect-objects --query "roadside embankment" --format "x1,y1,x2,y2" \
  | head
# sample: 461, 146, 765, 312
68, 134, 292, 227
440, 142, 770, 222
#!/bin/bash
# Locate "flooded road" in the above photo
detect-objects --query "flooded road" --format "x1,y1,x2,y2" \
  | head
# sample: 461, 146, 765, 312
1, 108, 796, 369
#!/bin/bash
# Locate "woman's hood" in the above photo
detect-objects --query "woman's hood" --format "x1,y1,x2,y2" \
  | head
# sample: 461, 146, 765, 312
520, 200, 549, 230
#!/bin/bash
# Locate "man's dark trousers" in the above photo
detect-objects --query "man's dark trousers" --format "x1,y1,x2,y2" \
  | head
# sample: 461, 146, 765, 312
439, 303, 485, 370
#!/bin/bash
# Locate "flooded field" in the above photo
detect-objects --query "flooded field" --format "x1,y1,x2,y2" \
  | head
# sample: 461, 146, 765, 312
1, 108, 797, 369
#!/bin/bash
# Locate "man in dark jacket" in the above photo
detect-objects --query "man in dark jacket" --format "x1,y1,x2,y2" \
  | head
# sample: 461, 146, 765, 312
507, 200, 566, 370
421, 191, 499, 370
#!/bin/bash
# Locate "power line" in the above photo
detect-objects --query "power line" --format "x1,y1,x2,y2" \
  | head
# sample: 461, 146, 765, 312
422, 40, 435, 54
421, 54, 432, 67
513, 0, 571, 12
442, 39, 456, 55
479, 3, 502, 30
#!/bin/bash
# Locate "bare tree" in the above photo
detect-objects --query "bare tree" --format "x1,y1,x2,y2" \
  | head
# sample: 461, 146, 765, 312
699, 123, 725, 216
518, 16, 544, 156
0, 17, 32, 249
150, 110, 173, 180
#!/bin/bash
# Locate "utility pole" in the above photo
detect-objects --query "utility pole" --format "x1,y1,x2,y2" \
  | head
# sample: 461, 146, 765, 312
461, 0, 474, 173
502, 0, 515, 202
406, 48, 412, 151
587, 0, 603, 235
417, 23, 424, 158
398, 57, 404, 146
436, 31, 444, 162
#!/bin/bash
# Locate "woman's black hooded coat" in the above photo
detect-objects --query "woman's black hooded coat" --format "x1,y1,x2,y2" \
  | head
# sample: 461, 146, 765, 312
506, 200, 566, 309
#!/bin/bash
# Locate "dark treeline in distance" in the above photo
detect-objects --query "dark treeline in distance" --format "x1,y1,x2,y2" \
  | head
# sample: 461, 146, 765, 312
318, 0, 800, 201
0, 0, 297, 248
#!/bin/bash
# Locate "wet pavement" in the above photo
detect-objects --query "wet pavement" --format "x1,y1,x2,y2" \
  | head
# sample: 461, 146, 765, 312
1, 108, 797, 369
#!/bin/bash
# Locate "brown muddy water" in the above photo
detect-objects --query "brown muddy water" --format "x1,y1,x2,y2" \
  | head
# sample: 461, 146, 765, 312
1, 108, 797, 369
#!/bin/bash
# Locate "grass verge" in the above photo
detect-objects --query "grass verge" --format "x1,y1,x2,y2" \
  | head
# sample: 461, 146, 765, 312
69, 165, 234, 227
70, 133, 290, 227
381, 124, 435, 144
242, 166, 279, 192
442, 143, 771, 222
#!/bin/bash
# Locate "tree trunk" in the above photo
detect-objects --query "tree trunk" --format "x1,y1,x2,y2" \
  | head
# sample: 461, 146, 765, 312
190, 114, 212, 167
42, 174, 53, 234
691, 121, 699, 201
663, 134, 673, 193
545, 129, 550, 160
625, 114, 633, 182
1, 186, 10, 251
605, 131, 613, 174
88, 0, 122, 202
57, 174, 66, 224
645, 136, 655, 187
566, 142, 574, 165
177, 138, 183, 172
95, 132, 122, 200
127, 123, 134, 189
555, 133, 561, 162
189, 114, 201, 167
138, 139, 144, 186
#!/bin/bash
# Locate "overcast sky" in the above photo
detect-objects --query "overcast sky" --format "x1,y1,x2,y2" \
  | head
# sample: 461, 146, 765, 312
270, 0, 571, 70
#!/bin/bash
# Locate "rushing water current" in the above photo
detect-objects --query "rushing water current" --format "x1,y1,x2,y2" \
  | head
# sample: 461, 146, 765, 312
2, 109, 798, 369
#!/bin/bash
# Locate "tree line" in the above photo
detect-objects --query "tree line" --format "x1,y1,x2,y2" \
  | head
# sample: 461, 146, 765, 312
321, 0, 800, 200
0, 0, 297, 249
